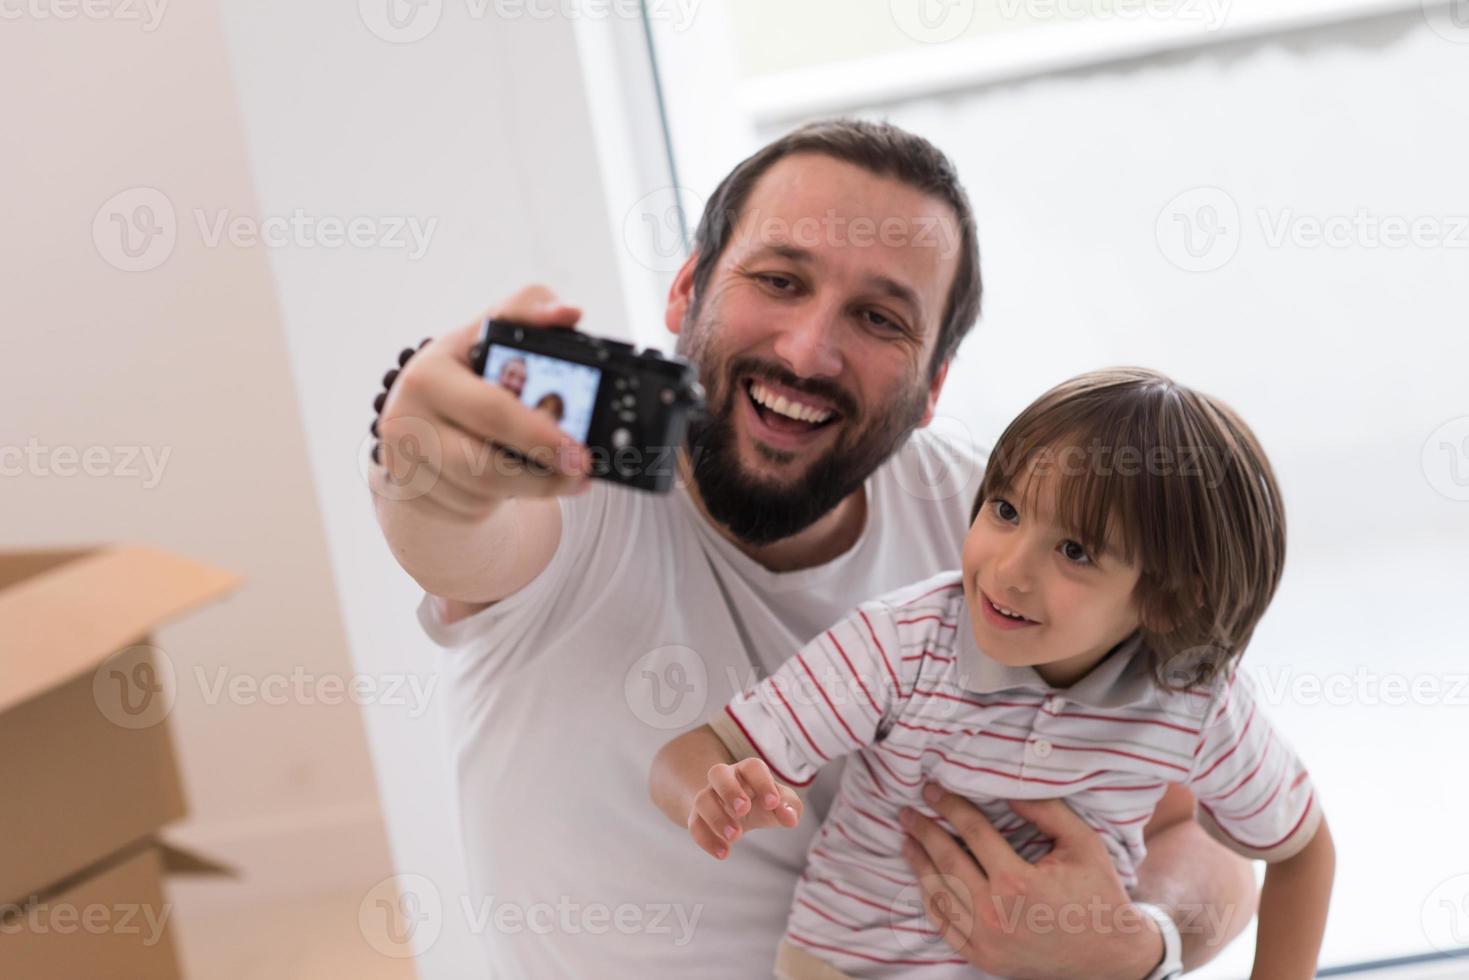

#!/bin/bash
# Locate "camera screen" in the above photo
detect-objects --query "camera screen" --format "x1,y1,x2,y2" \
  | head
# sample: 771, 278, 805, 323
483, 344, 603, 444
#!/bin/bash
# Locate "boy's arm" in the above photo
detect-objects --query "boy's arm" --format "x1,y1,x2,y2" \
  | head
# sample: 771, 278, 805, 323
1132, 788, 1259, 971
649, 724, 803, 859
1251, 820, 1335, 980
649, 724, 736, 827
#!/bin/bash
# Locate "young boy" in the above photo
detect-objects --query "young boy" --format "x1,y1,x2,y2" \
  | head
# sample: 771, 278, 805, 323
650, 368, 1334, 979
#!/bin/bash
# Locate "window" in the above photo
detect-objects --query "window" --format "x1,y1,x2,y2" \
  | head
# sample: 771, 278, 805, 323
645, 2, 1469, 975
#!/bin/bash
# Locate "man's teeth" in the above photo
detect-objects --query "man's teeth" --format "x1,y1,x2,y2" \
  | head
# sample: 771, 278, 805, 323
749, 381, 833, 425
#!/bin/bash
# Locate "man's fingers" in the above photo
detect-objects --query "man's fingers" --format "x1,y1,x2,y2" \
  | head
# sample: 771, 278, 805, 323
911, 870, 981, 957
418, 285, 583, 390
430, 423, 589, 501
902, 808, 990, 889
411, 366, 587, 475
493, 284, 583, 328
924, 783, 1028, 879
1006, 798, 1098, 857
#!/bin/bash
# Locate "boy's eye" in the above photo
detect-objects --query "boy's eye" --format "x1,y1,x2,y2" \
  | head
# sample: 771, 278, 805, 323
1060, 540, 1092, 565
991, 498, 1018, 523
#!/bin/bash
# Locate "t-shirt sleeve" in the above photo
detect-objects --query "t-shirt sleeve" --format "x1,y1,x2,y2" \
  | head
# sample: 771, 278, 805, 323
707, 600, 909, 788
1186, 670, 1322, 862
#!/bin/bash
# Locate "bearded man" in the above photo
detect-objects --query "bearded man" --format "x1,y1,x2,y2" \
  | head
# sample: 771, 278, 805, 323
372, 118, 1254, 980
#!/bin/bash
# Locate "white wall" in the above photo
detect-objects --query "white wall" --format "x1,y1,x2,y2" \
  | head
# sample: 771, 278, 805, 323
0, 0, 399, 945
210, 2, 670, 975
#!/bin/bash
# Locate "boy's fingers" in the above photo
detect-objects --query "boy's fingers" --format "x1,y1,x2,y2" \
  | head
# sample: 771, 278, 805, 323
735, 760, 782, 810
776, 786, 803, 826
694, 790, 741, 844
708, 765, 750, 816
688, 816, 729, 860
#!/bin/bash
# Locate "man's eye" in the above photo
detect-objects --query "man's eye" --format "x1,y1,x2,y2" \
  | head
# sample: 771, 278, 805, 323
863, 309, 902, 332
991, 499, 1018, 523
757, 273, 795, 292
1060, 540, 1092, 565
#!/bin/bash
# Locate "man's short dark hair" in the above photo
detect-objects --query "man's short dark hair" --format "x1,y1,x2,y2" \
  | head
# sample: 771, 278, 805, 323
689, 118, 982, 380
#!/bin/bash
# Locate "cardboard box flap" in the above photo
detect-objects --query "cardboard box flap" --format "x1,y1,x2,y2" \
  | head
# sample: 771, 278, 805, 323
157, 839, 236, 877
0, 544, 240, 714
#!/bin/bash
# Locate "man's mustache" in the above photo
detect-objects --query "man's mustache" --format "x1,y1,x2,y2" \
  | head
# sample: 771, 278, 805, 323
722, 357, 859, 420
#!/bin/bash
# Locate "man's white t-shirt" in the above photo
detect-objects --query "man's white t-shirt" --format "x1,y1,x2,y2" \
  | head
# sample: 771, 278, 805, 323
418, 428, 984, 979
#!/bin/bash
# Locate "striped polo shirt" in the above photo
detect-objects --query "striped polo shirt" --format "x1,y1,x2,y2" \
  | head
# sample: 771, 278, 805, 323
709, 570, 1320, 979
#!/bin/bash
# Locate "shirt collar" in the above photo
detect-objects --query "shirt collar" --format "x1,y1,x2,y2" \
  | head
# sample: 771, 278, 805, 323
951, 596, 1156, 709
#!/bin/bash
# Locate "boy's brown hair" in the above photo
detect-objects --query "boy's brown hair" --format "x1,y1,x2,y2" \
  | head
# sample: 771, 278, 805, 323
971, 367, 1286, 688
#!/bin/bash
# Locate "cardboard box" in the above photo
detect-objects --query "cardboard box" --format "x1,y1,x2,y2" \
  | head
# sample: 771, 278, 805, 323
0, 841, 217, 980
0, 544, 239, 977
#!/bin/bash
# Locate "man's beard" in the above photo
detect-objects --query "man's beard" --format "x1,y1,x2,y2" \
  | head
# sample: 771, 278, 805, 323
680, 319, 929, 547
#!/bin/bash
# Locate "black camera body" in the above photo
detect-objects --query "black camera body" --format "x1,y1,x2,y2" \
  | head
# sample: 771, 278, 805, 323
471, 319, 704, 493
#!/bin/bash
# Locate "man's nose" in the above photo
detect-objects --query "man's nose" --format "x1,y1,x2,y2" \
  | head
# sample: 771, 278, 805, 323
771, 305, 844, 380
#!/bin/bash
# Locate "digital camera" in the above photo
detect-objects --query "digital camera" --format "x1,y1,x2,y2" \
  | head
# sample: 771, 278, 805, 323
470, 319, 705, 493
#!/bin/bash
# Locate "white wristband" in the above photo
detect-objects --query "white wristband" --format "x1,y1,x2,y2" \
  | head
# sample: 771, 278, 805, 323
1135, 902, 1184, 980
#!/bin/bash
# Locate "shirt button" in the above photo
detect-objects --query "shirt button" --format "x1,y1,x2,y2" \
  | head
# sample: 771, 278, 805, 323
1031, 739, 1053, 759
1047, 696, 1065, 712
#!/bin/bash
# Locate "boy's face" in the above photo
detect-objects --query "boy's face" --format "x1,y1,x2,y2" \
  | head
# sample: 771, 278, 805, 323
961, 467, 1145, 687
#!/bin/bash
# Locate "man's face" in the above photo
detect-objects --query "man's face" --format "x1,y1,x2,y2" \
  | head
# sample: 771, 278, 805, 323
671, 154, 962, 544
497, 358, 528, 399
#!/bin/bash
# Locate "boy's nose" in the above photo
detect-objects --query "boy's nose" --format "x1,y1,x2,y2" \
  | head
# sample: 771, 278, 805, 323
992, 544, 1036, 595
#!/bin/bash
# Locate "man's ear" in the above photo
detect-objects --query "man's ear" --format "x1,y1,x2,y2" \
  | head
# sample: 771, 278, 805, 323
665, 252, 699, 338
916, 358, 951, 428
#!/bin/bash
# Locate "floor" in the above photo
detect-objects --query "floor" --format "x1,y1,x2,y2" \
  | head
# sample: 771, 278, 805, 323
172, 886, 420, 980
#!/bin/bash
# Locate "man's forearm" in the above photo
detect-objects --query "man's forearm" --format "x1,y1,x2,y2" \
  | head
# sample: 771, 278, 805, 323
372, 469, 513, 597
1132, 818, 1258, 970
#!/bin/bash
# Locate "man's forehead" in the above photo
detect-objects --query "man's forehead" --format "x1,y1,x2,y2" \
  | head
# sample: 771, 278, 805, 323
729, 154, 961, 312
736, 154, 958, 246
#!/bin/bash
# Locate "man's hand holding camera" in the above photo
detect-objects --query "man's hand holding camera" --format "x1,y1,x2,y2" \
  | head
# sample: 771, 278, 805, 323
375, 284, 593, 522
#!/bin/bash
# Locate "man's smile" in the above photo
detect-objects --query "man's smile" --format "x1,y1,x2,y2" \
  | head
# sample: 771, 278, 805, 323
737, 375, 846, 454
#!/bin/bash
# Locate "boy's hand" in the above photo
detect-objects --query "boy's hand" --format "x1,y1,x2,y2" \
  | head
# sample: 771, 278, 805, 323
688, 758, 802, 859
